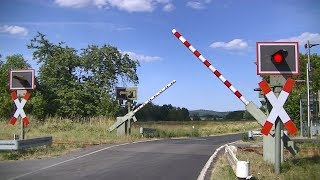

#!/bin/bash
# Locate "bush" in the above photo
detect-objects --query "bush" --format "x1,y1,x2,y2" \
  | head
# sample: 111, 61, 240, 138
242, 132, 250, 141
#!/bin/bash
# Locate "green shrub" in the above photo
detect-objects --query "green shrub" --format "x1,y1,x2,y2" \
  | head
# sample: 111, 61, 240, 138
242, 132, 250, 142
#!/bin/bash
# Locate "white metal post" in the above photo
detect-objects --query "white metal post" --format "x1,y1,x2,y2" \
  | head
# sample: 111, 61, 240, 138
306, 40, 311, 138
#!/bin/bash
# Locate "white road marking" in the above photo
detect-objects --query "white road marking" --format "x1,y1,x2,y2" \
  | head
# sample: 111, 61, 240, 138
9, 139, 159, 180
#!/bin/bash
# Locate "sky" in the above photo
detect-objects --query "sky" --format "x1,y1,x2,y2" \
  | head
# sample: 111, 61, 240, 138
1, 0, 320, 112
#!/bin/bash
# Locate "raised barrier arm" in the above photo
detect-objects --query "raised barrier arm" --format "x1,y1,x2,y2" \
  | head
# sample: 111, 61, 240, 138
171, 29, 269, 126
109, 80, 176, 131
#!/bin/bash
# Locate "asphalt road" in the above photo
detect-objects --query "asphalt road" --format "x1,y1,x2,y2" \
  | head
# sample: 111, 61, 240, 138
0, 134, 241, 180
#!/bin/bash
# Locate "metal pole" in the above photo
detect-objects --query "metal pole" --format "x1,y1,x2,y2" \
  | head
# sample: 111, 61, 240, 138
275, 118, 281, 174
274, 88, 281, 174
306, 40, 311, 138
300, 97, 303, 137
20, 117, 25, 140
127, 101, 131, 135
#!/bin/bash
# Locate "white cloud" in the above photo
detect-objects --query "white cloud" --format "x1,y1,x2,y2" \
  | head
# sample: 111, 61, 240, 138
210, 39, 248, 50
122, 51, 162, 62
0, 25, 28, 36
54, 0, 173, 12
163, 3, 175, 12
276, 32, 320, 46
108, 0, 155, 12
186, 0, 211, 10
54, 0, 92, 8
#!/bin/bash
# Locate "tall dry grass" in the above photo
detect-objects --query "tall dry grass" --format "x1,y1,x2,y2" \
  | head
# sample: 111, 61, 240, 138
134, 120, 260, 137
0, 118, 260, 160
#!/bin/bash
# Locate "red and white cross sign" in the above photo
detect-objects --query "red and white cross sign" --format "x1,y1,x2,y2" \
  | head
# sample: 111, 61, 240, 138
259, 78, 297, 135
10, 91, 30, 125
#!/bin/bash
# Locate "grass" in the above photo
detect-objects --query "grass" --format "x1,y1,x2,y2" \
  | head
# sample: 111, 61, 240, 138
211, 139, 320, 180
134, 120, 260, 137
0, 117, 260, 161
211, 153, 237, 180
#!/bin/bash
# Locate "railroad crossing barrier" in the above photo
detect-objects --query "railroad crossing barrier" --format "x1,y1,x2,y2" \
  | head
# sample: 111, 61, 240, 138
109, 80, 176, 136
172, 29, 268, 131
225, 144, 250, 179
171, 29, 299, 161
0, 136, 52, 150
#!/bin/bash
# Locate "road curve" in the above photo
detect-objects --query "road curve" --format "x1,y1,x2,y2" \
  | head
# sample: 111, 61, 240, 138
0, 134, 241, 180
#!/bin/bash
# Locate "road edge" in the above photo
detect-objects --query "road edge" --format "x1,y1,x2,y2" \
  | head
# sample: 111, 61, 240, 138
197, 140, 238, 180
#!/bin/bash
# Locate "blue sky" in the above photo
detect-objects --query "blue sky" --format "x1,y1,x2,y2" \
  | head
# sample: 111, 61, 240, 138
1, 0, 320, 111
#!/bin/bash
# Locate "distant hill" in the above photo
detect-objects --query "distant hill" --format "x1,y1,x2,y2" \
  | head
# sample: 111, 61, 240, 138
189, 109, 229, 118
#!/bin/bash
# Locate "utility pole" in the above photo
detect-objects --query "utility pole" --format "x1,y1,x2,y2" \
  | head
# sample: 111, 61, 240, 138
305, 41, 320, 138
306, 40, 311, 138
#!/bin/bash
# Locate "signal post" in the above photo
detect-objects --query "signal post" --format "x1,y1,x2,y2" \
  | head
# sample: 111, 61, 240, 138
9, 69, 35, 140
257, 42, 299, 173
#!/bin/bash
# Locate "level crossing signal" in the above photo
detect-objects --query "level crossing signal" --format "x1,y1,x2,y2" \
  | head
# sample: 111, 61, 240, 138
257, 42, 299, 75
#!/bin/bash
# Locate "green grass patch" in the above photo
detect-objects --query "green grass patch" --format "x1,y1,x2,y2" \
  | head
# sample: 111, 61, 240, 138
211, 153, 237, 180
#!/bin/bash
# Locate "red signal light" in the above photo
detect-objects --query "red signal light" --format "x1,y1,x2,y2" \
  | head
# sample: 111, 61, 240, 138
272, 53, 283, 63
271, 49, 288, 64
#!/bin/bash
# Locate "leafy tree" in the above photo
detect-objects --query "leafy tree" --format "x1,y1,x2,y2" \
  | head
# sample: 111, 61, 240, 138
135, 103, 191, 121
27, 32, 139, 118
181, 107, 191, 121
191, 114, 201, 121
225, 110, 244, 120
285, 53, 320, 126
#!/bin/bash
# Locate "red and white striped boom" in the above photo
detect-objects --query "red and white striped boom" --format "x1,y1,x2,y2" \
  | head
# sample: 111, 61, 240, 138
133, 80, 176, 114
172, 29, 249, 105
109, 80, 176, 131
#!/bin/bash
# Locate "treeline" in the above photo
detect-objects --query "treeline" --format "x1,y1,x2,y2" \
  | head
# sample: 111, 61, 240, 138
134, 103, 190, 121
190, 110, 254, 121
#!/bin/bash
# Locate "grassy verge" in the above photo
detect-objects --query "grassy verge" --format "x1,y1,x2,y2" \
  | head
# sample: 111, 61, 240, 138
0, 118, 260, 161
211, 140, 320, 180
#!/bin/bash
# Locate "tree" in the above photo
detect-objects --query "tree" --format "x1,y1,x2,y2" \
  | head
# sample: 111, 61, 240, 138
27, 32, 139, 118
181, 107, 191, 121
225, 110, 244, 120
135, 103, 191, 121
191, 114, 201, 121
284, 53, 320, 126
